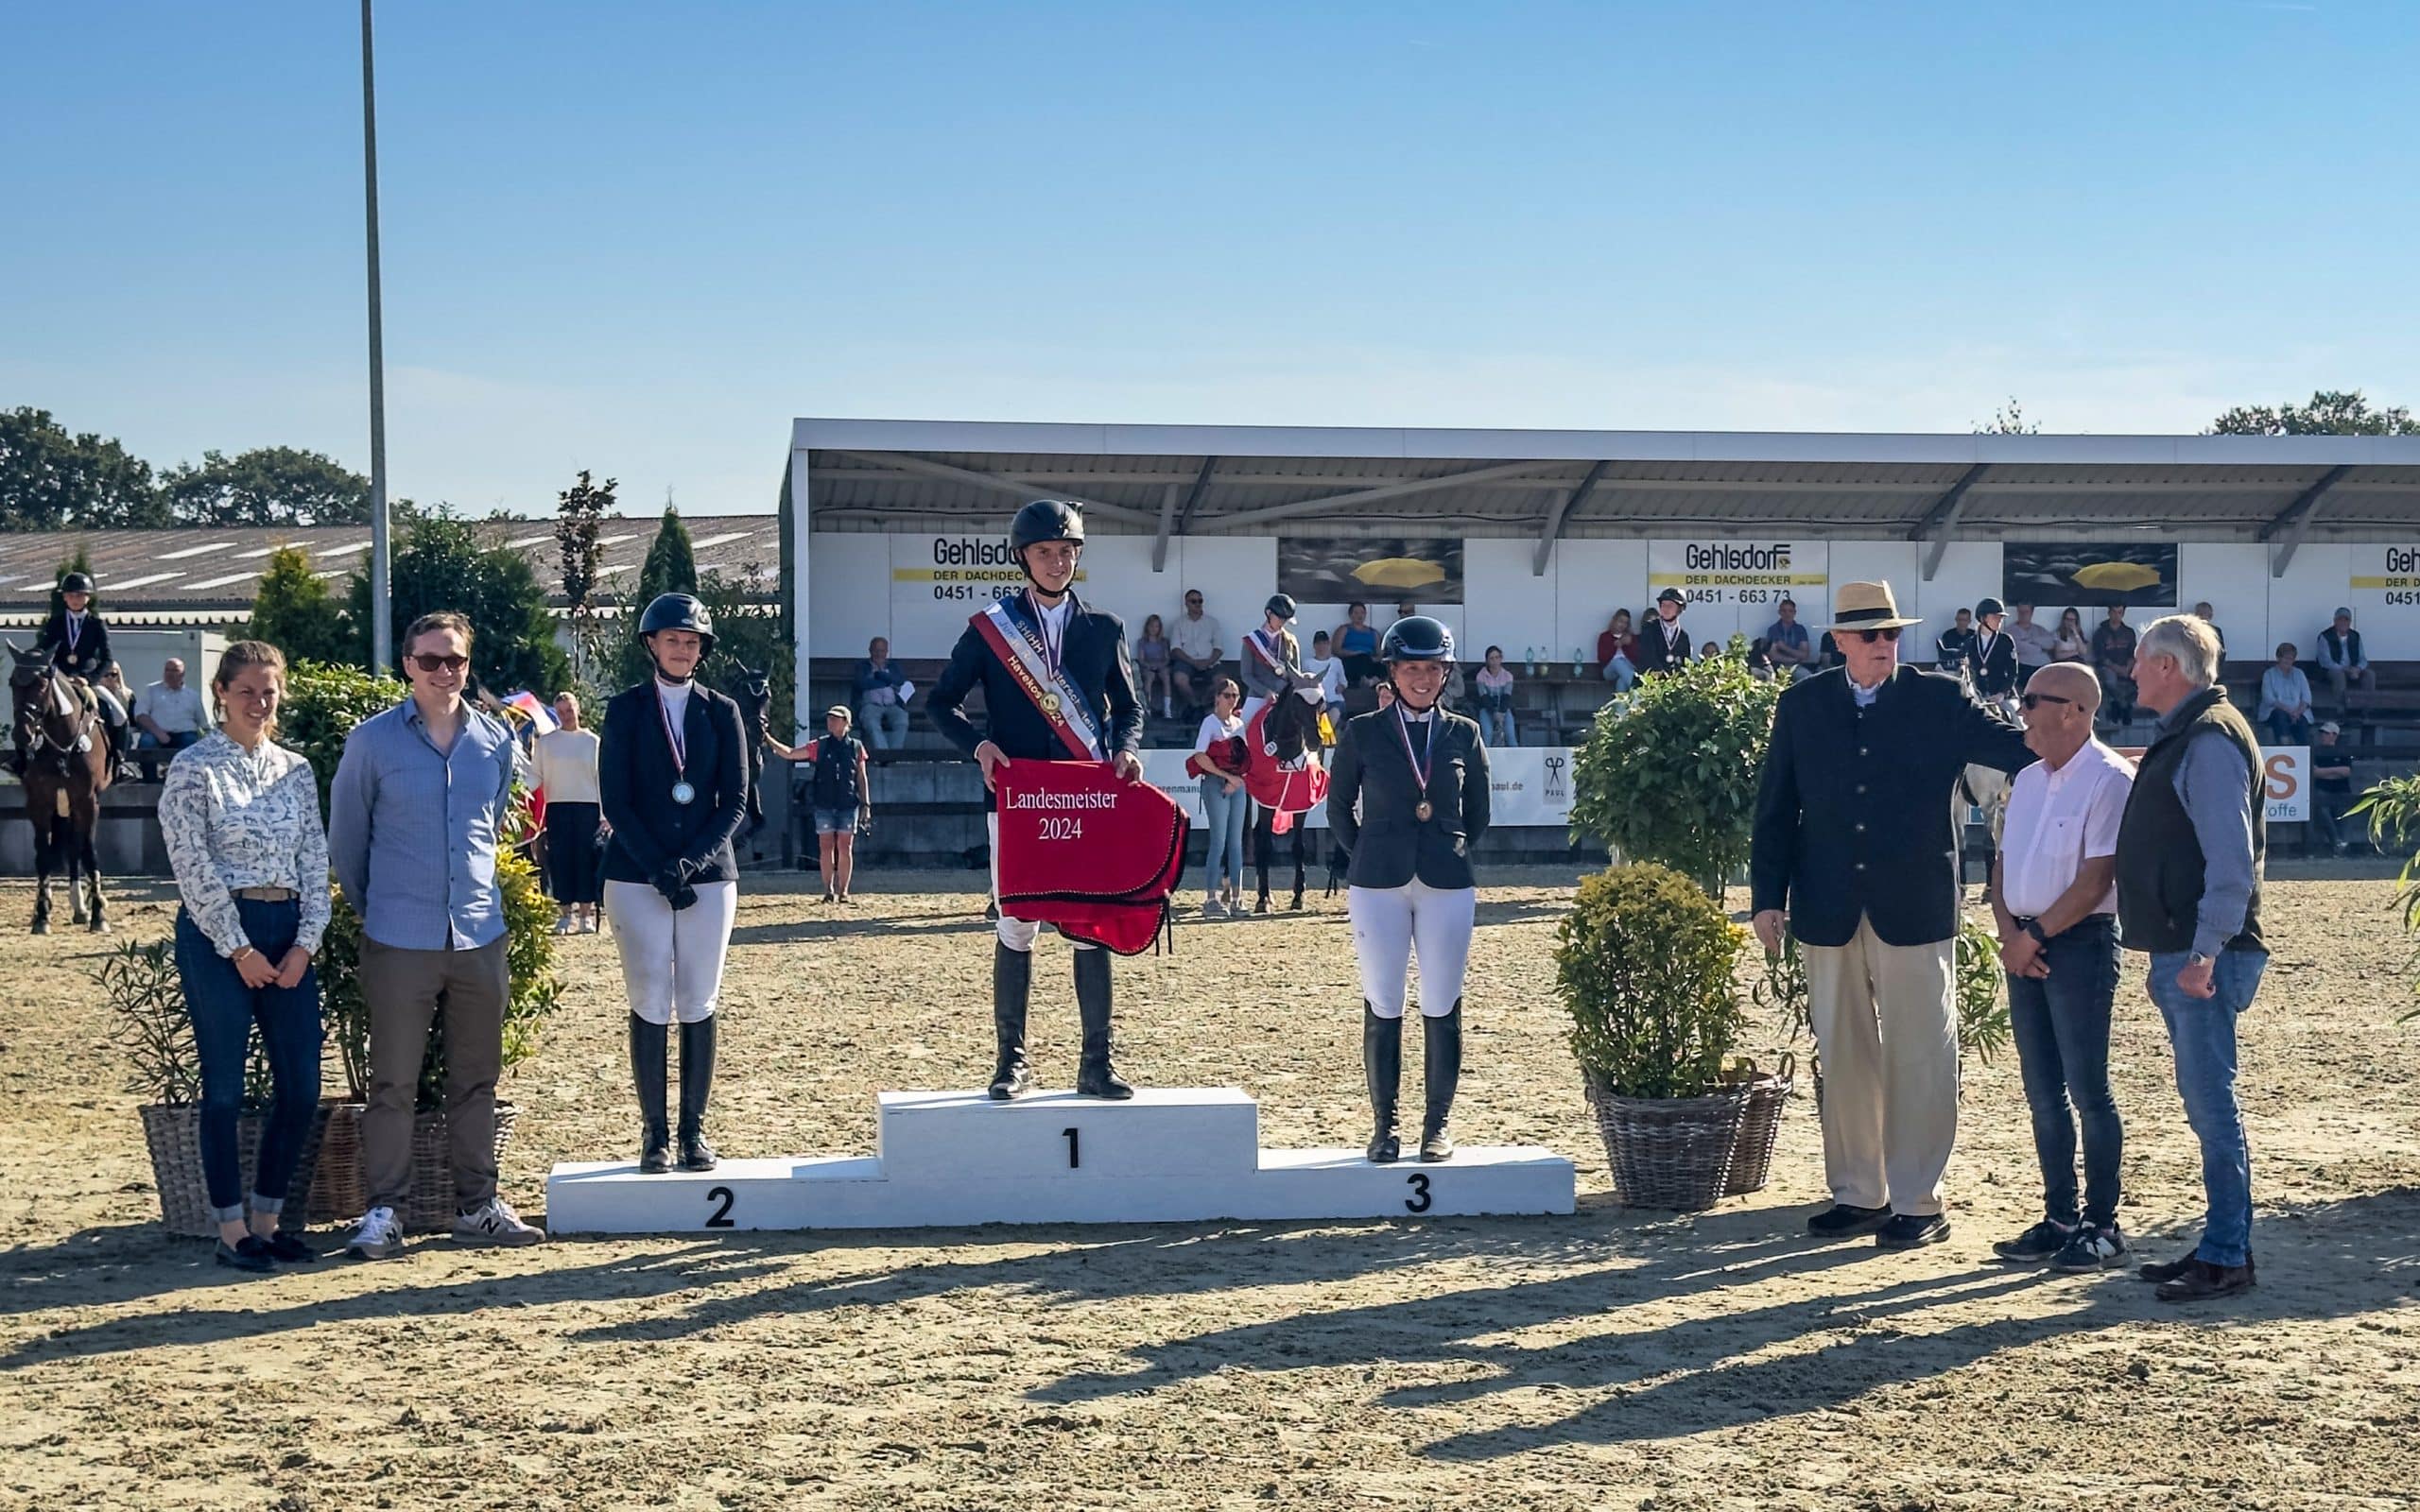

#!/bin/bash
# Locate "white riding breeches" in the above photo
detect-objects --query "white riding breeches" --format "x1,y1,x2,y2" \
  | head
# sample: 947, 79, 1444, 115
603, 879, 737, 1024
1347, 878, 1476, 1019
987, 813, 1098, 953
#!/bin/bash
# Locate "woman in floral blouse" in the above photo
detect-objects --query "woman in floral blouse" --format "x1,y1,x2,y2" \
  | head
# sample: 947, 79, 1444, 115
157, 641, 330, 1273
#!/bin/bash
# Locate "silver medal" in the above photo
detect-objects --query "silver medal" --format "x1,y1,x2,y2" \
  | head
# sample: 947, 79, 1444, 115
671, 780, 696, 805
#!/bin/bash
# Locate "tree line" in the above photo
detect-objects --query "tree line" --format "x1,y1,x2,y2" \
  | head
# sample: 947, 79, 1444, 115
1, 407, 374, 528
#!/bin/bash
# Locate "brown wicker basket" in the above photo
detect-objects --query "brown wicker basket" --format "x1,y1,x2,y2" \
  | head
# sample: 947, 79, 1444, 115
138, 1101, 335, 1240
306, 1101, 520, 1231
1583, 1075, 1751, 1211
1720, 1053, 1796, 1196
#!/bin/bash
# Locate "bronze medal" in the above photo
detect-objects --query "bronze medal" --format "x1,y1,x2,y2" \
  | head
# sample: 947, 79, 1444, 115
1415, 799, 1433, 821
1040, 691, 1063, 717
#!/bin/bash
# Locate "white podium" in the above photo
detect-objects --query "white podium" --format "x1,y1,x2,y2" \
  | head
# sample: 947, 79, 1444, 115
546, 1087, 1576, 1234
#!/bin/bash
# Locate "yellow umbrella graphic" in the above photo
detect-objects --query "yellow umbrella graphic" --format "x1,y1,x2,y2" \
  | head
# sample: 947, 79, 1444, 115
1350, 556, 1447, 591
2069, 561, 2163, 593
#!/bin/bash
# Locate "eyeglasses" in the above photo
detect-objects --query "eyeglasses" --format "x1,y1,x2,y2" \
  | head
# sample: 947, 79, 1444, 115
408, 653, 469, 675
1852, 628, 1901, 644
2020, 693, 2071, 710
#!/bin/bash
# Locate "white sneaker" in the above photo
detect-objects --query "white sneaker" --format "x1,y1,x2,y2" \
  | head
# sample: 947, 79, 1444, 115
554, 914, 577, 936
452, 1195, 544, 1247
346, 1205, 405, 1260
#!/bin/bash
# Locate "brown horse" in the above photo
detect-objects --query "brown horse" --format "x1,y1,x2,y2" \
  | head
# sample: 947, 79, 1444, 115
8, 643, 112, 934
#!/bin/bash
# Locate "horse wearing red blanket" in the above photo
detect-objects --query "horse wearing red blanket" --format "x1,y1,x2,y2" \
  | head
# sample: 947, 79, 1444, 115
1244, 687, 1330, 913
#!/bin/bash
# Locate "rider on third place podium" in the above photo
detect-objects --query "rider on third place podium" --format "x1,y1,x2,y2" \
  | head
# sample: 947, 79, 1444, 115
927, 499, 1148, 1103
1326, 615, 1491, 1164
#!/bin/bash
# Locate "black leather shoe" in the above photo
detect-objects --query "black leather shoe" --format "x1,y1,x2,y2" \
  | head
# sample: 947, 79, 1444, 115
259, 1229, 319, 1263
2139, 1248, 2256, 1284
1418, 1005, 1462, 1162
1073, 949, 1134, 1099
630, 1014, 672, 1174
2155, 1257, 2256, 1302
989, 943, 1034, 1100
677, 1017, 719, 1172
1876, 1212, 1951, 1249
215, 1236, 275, 1273
1362, 1005, 1402, 1163
1806, 1203, 1892, 1237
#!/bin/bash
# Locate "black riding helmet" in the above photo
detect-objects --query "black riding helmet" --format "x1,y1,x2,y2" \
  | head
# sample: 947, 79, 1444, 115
1380, 614, 1454, 665
1011, 498, 1084, 553
58, 572, 95, 594
1265, 593, 1297, 621
638, 592, 716, 658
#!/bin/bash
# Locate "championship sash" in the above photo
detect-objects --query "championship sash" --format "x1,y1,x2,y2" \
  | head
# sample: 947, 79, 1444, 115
995, 761, 1189, 955
972, 597, 1104, 760
1246, 628, 1285, 671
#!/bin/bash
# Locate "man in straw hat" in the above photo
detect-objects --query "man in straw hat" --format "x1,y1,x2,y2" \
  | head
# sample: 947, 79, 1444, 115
1752, 581, 2031, 1248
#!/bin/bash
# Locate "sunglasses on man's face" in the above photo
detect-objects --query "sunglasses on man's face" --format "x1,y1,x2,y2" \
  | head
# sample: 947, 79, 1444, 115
408, 653, 469, 675
1852, 627, 1901, 644
2021, 692, 2071, 710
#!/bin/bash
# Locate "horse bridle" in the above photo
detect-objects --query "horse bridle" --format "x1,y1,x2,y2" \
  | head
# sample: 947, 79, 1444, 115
14, 664, 94, 759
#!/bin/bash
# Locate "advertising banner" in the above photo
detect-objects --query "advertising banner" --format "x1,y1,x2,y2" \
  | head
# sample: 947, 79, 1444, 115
2345, 544, 2420, 655
886, 535, 1090, 655
2004, 542, 2179, 611
2261, 745, 2309, 825
1646, 541, 1830, 644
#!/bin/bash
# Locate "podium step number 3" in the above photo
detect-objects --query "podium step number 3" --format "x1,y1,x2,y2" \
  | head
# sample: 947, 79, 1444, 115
548, 1087, 1576, 1234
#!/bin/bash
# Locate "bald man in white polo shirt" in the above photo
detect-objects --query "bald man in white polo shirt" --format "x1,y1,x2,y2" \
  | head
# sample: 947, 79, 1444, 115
1988, 662, 2136, 1274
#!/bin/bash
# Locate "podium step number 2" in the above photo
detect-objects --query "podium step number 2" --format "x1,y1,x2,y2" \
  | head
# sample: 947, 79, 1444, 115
548, 1088, 1576, 1234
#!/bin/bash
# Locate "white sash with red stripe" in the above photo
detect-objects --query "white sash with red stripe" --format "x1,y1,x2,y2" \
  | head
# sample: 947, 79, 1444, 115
974, 598, 1105, 761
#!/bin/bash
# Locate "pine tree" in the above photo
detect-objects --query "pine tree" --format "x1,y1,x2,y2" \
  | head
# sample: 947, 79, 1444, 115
47, 544, 95, 620
246, 544, 354, 665
625, 502, 700, 685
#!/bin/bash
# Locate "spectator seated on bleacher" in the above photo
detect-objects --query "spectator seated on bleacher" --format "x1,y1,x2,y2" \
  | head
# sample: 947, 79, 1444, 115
1303, 630, 1347, 720
1763, 598, 1815, 681
1134, 614, 1173, 719
1170, 589, 1224, 718
2315, 607, 2376, 712
2308, 722, 2360, 855
854, 636, 912, 750
2256, 642, 2316, 745
1472, 646, 1516, 746
1596, 609, 1639, 690
1932, 608, 1975, 677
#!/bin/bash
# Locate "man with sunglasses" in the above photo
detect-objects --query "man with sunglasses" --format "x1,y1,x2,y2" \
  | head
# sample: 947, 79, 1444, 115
1988, 663, 2135, 1273
330, 611, 544, 1258
1752, 581, 2031, 1249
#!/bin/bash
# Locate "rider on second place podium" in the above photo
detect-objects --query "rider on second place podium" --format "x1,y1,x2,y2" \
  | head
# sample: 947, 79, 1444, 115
927, 499, 1148, 1102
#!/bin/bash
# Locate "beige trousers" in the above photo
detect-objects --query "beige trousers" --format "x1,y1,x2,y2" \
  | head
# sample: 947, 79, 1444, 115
1803, 917, 1958, 1216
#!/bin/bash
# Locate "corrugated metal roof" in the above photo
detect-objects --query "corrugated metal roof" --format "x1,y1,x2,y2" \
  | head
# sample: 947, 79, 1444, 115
0, 514, 780, 615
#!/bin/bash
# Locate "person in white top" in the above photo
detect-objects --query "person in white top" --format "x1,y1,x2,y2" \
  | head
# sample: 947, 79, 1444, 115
1189, 679, 1249, 916
534, 692, 604, 934
133, 657, 214, 780
1988, 662, 2136, 1274
1303, 630, 1348, 720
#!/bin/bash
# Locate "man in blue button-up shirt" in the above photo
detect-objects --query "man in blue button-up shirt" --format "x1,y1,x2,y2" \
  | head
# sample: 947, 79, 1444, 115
328, 611, 543, 1257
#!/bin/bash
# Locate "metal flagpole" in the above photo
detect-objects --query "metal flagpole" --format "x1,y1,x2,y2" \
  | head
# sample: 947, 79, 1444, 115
361, 0, 391, 675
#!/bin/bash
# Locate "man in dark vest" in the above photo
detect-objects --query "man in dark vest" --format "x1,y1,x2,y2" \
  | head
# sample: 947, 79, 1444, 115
928, 499, 1146, 1101
1632, 588, 1693, 676
1751, 581, 2031, 1248
2117, 612, 2268, 1303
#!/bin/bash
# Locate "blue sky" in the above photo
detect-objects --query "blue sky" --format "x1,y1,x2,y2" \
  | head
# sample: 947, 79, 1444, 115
6, 1, 2415, 517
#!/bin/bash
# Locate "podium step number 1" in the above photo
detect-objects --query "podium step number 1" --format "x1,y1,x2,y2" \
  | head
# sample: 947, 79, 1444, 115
548, 1088, 1576, 1233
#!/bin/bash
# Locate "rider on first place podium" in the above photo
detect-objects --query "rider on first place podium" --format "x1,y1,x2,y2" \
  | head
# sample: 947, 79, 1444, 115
926, 498, 1148, 1103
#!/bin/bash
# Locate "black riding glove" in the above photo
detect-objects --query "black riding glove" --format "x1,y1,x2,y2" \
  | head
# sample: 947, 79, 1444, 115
666, 883, 700, 912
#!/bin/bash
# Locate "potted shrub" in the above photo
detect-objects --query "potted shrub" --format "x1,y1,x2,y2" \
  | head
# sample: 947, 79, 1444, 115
1556, 863, 1752, 1210
283, 661, 563, 1228
1567, 642, 1783, 896
98, 939, 333, 1239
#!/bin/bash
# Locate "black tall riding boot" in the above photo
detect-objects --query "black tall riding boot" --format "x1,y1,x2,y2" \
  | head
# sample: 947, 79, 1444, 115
1363, 1005, 1402, 1163
1072, 949, 1134, 1099
630, 1014, 671, 1174
1420, 1002, 1462, 1162
990, 942, 1034, 1100
677, 1016, 719, 1172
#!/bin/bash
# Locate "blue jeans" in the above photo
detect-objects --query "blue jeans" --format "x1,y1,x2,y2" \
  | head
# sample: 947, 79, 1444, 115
136, 728, 201, 780
2146, 946, 2269, 1267
1480, 709, 1516, 746
174, 899, 324, 1223
2007, 916, 2123, 1228
859, 703, 908, 750
1200, 779, 1248, 899
2262, 711, 2311, 745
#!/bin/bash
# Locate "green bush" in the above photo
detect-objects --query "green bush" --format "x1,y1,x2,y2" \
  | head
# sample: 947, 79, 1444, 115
1567, 644, 1784, 895
1955, 916, 2012, 1065
284, 660, 562, 1108
2348, 774, 2420, 1022
1555, 863, 1746, 1099
96, 937, 277, 1108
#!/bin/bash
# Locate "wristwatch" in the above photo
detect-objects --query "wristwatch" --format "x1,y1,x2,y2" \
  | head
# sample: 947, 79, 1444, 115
2020, 918, 2049, 946
2188, 951, 2215, 969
